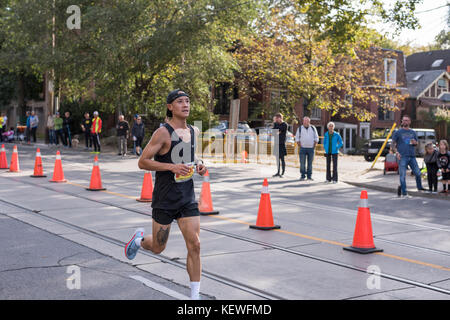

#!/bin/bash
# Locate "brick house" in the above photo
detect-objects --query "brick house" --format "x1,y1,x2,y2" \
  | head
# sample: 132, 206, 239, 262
213, 47, 407, 153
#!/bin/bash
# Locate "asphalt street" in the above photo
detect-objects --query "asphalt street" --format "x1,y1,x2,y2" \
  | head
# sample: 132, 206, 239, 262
0, 143, 449, 300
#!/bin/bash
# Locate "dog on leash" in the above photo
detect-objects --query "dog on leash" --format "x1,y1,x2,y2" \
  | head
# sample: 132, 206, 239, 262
71, 138, 79, 148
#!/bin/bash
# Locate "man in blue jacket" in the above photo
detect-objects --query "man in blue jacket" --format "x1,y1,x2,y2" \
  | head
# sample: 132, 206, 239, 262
392, 115, 426, 198
323, 122, 343, 183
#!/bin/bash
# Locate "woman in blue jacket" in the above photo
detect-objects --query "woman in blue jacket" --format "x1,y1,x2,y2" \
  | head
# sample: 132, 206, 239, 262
323, 122, 343, 183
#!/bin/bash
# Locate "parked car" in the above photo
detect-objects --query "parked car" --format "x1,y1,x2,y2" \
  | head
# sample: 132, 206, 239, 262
362, 128, 436, 161
256, 127, 296, 154
202, 121, 256, 153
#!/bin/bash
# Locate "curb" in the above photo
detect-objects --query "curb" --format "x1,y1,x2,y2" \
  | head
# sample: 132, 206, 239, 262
343, 180, 450, 201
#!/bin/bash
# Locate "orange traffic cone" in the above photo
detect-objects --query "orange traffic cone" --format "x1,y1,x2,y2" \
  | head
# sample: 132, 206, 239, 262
136, 171, 153, 202
0, 144, 8, 169
49, 151, 67, 183
343, 190, 383, 254
86, 155, 106, 191
249, 178, 280, 230
198, 170, 219, 215
8, 145, 20, 172
241, 150, 248, 163
30, 148, 46, 178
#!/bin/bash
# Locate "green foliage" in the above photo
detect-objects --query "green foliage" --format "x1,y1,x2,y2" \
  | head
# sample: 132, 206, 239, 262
0, 0, 422, 124
0, 0, 259, 121
0, 70, 16, 108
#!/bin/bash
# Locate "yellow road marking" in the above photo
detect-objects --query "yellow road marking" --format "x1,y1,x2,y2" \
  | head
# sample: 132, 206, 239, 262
66, 181, 137, 200
63, 180, 450, 272
206, 214, 450, 272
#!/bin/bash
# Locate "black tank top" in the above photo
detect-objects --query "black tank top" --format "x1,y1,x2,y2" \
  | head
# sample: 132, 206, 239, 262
151, 123, 196, 209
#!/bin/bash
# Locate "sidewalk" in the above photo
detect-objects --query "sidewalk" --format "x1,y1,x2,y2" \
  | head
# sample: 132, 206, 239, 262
205, 151, 449, 200
329, 155, 449, 200
4, 138, 132, 156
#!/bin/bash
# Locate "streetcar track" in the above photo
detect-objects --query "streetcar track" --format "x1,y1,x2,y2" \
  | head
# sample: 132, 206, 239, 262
12, 147, 450, 232
1, 176, 450, 296
0, 198, 285, 301
7, 174, 450, 257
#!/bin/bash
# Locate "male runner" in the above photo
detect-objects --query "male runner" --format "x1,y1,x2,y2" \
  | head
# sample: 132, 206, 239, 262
125, 89, 206, 300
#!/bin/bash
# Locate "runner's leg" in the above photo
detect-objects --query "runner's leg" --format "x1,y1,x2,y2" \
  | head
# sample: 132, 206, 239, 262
178, 215, 201, 299
177, 216, 201, 282
140, 219, 171, 254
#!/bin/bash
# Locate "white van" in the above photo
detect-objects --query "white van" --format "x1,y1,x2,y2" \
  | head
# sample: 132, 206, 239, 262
413, 128, 437, 157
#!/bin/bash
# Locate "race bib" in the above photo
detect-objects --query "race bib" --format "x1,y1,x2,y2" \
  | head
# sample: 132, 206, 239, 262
174, 162, 195, 183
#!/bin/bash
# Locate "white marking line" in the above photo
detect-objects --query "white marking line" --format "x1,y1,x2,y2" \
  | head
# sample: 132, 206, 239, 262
129, 275, 190, 300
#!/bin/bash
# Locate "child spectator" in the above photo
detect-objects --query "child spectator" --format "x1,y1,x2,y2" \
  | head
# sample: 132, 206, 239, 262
437, 140, 450, 194
2, 127, 15, 142
424, 143, 438, 194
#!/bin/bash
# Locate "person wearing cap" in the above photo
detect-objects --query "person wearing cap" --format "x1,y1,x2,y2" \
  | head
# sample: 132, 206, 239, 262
91, 111, 102, 154
125, 89, 206, 300
54, 112, 64, 146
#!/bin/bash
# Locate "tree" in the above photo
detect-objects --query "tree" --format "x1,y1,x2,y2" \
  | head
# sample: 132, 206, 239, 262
274, 0, 422, 54
0, 0, 259, 126
234, 2, 414, 122
435, 4, 450, 49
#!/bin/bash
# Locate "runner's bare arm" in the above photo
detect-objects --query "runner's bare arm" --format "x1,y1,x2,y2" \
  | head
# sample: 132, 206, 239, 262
138, 127, 191, 175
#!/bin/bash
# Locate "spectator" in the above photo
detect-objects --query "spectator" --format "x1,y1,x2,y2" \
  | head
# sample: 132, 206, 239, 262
63, 111, 73, 148
323, 122, 343, 184
47, 113, 56, 145
424, 143, 439, 194
25, 111, 31, 143
0, 113, 4, 142
30, 111, 39, 143
0, 113, 7, 142
2, 113, 7, 130
295, 116, 319, 181
54, 112, 64, 146
80, 112, 92, 151
2, 127, 14, 143
392, 115, 426, 198
437, 139, 450, 194
116, 115, 129, 156
272, 113, 287, 177
132, 116, 145, 156
91, 111, 102, 154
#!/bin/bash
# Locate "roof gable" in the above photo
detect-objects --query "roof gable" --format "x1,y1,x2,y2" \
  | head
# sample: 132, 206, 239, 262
406, 70, 447, 98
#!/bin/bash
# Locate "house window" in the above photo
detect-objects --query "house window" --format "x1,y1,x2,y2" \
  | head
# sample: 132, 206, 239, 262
213, 83, 231, 115
384, 58, 397, 86
269, 89, 288, 114
378, 96, 395, 121
310, 107, 321, 120
438, 79, 447, 91
344, 94, 353, 105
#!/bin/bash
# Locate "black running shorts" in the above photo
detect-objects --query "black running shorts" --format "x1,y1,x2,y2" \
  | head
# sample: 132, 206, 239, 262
152, 202, 200, 225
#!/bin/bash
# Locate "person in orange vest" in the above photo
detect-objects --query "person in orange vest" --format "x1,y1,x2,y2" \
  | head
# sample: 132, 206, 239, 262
91, 111, 102, 154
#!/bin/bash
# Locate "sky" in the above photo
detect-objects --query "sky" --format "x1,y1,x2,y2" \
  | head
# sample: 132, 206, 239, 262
373, 0, 449, 47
